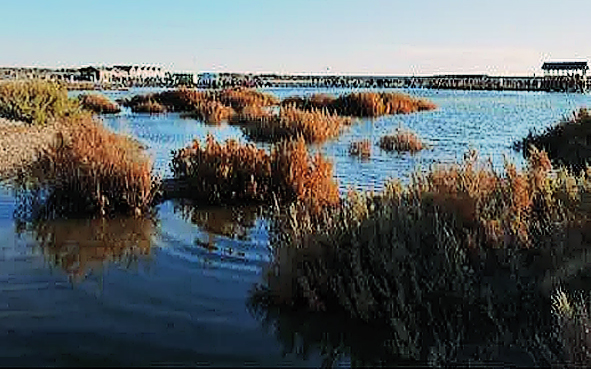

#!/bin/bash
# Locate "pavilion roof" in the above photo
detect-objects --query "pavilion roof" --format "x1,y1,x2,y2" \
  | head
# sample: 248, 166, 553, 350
542, 62, 588, 71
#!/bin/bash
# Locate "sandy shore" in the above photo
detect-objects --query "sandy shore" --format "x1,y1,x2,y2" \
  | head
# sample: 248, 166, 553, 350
0, 118, 65, 180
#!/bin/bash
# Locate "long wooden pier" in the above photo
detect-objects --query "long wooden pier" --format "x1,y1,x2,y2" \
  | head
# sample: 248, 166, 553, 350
247, 74, 588, 93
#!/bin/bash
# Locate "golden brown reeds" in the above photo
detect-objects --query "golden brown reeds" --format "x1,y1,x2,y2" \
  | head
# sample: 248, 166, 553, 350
78, 93, 121, 114
25, 116, 159, 217
170, 135, 339, 210
240, 106, 352, 143
349, 139, 372, 159
218, 87, 280, 111
282, 91, 437, 117
281, 93, 337, 112
121, 87, 279, 116
0, 80, 81, 124
133, 99, 166, 114
188, 100, 235, 124
517, 108, 591, 174
379, 128, 426, 153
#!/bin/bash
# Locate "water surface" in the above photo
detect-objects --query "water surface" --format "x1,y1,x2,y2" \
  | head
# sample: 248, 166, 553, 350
1, 88, 590, 365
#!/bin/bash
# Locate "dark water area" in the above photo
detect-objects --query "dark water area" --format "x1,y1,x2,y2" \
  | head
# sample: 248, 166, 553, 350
1, 88, 591, 366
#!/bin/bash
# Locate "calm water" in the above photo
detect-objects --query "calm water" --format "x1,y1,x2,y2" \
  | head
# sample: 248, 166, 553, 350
1, 88, 590, 366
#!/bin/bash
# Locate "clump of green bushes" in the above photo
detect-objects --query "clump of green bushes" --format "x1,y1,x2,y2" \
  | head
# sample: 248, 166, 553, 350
0, 80, 81, 124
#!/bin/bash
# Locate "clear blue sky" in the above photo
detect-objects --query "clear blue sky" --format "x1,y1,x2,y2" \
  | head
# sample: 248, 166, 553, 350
1, 0, 589, 75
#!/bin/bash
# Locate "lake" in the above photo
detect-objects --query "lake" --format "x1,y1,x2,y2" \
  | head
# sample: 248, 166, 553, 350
0, 88, 590, 366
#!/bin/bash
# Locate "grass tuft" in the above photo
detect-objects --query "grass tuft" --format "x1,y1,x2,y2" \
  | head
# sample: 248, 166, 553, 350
379, 128, 426, 153
78, 93, 121, 114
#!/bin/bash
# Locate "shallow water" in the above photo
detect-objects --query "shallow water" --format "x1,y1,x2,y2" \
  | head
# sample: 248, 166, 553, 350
1, 88, 591, 366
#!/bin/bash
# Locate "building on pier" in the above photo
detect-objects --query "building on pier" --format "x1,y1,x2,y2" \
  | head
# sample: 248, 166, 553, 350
542, 61, 588, 77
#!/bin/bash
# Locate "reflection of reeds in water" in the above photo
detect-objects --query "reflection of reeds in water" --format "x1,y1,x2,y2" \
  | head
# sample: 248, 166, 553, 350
20, 217, 156, 279
247, 292, 404, 367
174, 201, 262, 240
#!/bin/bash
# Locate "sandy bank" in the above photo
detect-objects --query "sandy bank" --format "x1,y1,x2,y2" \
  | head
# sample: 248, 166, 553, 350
0, 118, 66, 180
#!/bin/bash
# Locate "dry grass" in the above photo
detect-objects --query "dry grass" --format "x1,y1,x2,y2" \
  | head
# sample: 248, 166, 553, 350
516, 108, 591, 174
379, 128, 426, 153
253, 147, 591, 364
0, 80, 81, 125
122, 87, 279, 118
170, 135, 339, 211
64, 81, 96, 91
349, 139, 372, 159
19, 217, 155, 280
187, 100, 236, 124
552, 289, 591, 367
239, 106, 352, 143
78, 93, 121, 114
21, 116, 159, 217
281, 92, 437, 117
217, 87, 280, 111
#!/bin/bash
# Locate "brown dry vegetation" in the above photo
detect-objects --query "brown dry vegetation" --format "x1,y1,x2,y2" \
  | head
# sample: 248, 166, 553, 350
281, 91, 437, 117
349, 139, 372, 159
517, 108, 591, 174
254, 147, 591, 365
379, 128, 426, 153
78, 93, 121, 114
20, 116, 159, 217
121, 87, 279, 122
239, 106, 352, 143
170, 135, 339, 212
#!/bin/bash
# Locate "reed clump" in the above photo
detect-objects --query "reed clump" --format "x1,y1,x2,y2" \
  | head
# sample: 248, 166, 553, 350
22, 116, 159, 217
0, 80, 81, 125
187, 100, 236, 124
78, 93, 121, 114
516, 108, 591, 174
255, 148, 591, 364
281, 92, 437, 117
240, 106, 352, 143
64, 81, 96, 91
552, 289, 591, 367
379, 128, 426, 153
121, 87, 279, 119
349, 139, 372, 159
217, 87, 280, 111
170, 135, 339, 211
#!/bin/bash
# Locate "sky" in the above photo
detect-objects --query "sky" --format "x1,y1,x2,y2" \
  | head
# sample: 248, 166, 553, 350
0, 0, 590, 76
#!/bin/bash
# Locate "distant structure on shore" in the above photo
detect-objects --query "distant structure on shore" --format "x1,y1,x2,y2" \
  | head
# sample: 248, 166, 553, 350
0, 61, 588, 92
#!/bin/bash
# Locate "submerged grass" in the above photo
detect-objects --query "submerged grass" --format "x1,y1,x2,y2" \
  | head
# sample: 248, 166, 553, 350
349, 139, 372, 159
170, 135, 339, 211
253, 147, 591, 364
78, 93, 121, 114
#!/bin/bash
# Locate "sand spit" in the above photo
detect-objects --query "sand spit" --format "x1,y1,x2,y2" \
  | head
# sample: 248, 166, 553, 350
0, 118, 65, 180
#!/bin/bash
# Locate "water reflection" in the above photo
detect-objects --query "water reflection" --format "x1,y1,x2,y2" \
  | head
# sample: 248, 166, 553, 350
16, 216, 157, 280
248, 292, 405, 367
174, 200, 264, 252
